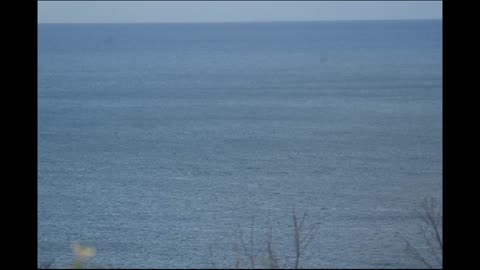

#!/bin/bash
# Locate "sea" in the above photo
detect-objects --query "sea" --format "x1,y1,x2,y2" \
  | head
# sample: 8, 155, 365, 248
38, 20, 442, 268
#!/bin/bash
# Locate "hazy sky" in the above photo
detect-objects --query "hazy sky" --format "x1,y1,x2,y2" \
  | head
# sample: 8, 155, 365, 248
38, 1, 442, 23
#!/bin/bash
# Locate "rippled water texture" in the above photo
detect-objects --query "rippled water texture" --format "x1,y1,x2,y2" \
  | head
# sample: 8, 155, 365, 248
38, 20, 442, 268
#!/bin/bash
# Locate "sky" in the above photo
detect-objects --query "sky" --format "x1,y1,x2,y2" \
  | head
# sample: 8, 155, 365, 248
38, 1, 442, 23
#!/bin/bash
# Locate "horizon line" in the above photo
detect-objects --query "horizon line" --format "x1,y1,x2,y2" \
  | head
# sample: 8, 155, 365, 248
37, 18, 442, 25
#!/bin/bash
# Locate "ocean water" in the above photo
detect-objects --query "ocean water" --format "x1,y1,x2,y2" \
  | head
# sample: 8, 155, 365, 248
38, 20, 442, 268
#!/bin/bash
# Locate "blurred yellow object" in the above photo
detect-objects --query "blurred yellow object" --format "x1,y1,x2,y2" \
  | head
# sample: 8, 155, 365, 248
71, 242, 96, 261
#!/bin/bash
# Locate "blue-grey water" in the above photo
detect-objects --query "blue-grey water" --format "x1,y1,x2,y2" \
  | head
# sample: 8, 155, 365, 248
38, 20, 442, 268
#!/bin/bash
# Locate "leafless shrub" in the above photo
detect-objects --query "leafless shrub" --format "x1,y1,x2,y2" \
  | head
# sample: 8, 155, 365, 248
230, 209, 319, 269
291, 208, 319, 269
265, 226, 280, 269
399, 197, 442, 268
232, 217, 263, 269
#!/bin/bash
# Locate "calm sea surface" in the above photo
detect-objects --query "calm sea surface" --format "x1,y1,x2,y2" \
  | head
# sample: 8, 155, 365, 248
38, 20, 442, 268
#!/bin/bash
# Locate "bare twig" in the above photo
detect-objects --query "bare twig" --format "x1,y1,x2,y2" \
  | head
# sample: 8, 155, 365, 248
265, 226, 279, 269
291, 208, 318, 269
400, 197, 442, 268
230, 209, 319, 269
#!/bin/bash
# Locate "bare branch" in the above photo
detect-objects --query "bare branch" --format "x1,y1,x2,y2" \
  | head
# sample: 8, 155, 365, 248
399, 197, 442, 268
